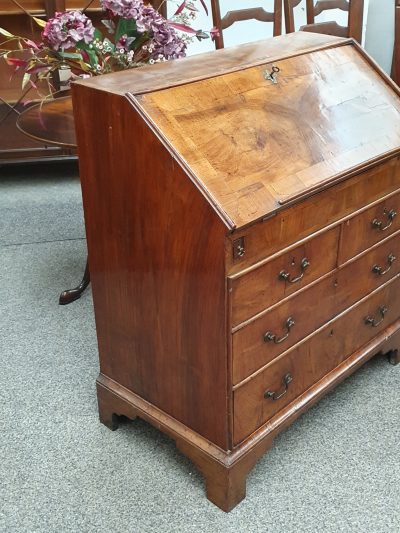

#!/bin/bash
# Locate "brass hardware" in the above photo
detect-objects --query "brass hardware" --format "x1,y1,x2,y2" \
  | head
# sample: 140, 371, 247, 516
264, 65, 280, 84
372, 209, 397, 231
279, 257, 310, 283
364, 305, 388, 327
233, 237, 245, 260
372, 253, 396, 276
264, 373, 293, 401
264, 317, 295, 344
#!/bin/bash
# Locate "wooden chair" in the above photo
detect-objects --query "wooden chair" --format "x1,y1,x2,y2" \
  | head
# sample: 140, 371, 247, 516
210, 0, 282, 49
284, 0, 364, 43
392, 0, 400, 85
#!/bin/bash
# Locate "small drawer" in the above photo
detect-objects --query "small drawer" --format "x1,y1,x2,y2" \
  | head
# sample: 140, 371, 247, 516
232, 230, 400, 384
230, 226, 340, 326
227, 157, 400, 275
233, 274, 400, 445
339, 189, 400, 264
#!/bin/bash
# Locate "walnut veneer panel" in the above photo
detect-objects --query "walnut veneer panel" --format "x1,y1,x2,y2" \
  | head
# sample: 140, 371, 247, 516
234, 273, 400, 444
227, 158, 400, 273
72, 86, 229, 450
138, 44, 400, 228
230, 226, 340, 326
233, 230, 400, 384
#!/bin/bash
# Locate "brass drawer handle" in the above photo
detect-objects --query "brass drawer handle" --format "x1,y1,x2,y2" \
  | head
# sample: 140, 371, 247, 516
372, 253, 396, 276
264, 373, 293, 401
364, 305, 388, 327
264, 317, 295, 344
279, 258, 310, 284
372, 209, 397, 231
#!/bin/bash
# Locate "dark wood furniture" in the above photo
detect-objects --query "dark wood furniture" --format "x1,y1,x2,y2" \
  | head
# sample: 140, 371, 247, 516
211, 0, 282, 49
17, 96, 76, 148
0, 0, 74, 163
284, 0, 364, 43
72, 31, 400, 511
0, 0, 165, 164
16, 95, 90, 304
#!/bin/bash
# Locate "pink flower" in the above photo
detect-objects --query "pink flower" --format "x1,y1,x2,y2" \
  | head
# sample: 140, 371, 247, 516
101, 0, 143, 19
42, 11, 95, 51
102, 0, 187, 60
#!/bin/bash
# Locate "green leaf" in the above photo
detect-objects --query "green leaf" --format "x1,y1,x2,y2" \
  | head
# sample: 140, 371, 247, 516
75, 41, 89, 51
94, 28, 103, 40
86, 48, 98, 66
115, 18, 137, 42
75, 41, 98, 66
0, 27, 14, 37
59, 51, 83, 59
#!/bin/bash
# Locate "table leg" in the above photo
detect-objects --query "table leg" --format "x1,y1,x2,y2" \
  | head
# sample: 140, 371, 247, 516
59, 258, 90, 305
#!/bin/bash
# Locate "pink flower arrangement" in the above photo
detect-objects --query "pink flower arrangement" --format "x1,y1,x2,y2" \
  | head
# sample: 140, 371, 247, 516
0, 0, 218, 98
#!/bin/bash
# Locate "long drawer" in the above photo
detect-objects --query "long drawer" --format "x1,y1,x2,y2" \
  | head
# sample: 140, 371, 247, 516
233, 274, 400, 445
230, 226, 340, 327
233, 230, 400, 384
227, 157, 400, 275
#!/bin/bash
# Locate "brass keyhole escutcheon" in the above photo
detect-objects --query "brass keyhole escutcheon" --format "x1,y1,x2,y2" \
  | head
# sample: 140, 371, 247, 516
264, 65, 280, 84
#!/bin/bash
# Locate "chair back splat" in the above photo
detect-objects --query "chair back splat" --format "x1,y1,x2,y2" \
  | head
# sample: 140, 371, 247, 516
211, 0, 282, 49
284, 0, 364, 43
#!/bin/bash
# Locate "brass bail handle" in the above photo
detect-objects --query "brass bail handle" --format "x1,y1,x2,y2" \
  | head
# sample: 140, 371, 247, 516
372, 209, 397, 231
264, 317, 295, 344
264, 373, 293, 401
279, 257, 310, 284
364, 305, 388, 327
372, 253, 396, 276
264, 65, 280, 84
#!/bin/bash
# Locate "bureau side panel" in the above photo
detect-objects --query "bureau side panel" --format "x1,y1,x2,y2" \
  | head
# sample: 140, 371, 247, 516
72, 86, 229, 449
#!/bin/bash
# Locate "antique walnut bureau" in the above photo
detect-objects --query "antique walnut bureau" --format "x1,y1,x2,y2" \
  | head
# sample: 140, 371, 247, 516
72, 32, 400, 511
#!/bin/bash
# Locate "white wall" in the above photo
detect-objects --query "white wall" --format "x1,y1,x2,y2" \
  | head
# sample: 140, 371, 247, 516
364, 0, 395, 73
171, 0, 395, 75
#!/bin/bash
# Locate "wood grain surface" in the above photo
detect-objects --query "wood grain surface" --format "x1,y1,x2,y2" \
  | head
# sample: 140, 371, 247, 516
16, 96, 76, 147
73, 86, 230, 449
73, 32, 345, 97
230, 226, 340, 326
234, 273, 400, 444
139, 44, 400, 228
339, 189, 400, 263
233, 230, 400, 384
227, 158, 400, 273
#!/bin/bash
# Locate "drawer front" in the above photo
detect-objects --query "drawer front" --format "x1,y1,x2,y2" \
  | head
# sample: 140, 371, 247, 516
232, 230, 400, 384
227, 157, 400, 275
339, 189, 400, 264
230, 226, 340, 327
233, 274, 400, 445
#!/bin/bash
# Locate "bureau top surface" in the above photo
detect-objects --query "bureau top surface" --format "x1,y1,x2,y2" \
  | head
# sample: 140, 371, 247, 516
75, 33, 400, 229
